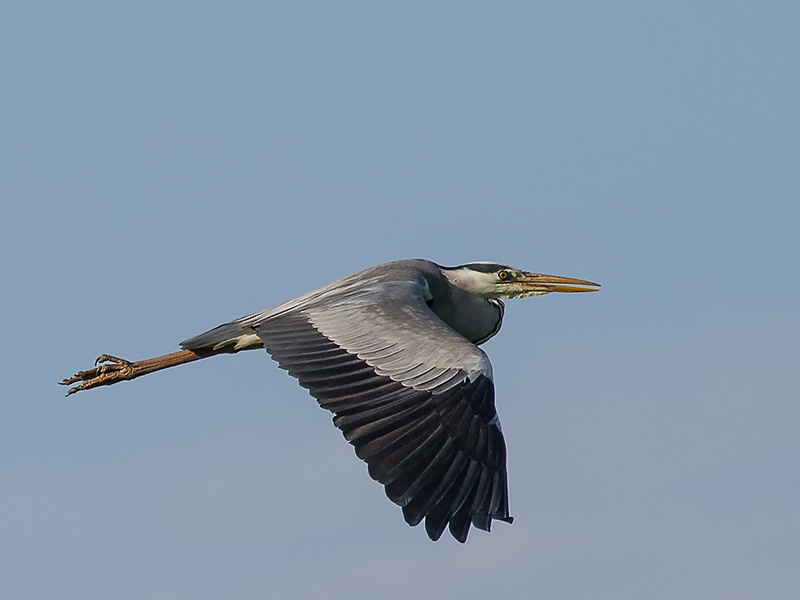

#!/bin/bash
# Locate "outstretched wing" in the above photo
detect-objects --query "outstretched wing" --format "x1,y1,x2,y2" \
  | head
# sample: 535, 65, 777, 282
253, 280, 512, 542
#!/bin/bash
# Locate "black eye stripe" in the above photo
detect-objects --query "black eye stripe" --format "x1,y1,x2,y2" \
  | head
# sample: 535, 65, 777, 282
456, 263, 507, 273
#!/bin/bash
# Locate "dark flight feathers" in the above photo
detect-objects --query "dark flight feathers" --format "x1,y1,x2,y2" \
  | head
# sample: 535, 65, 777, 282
255, 312, 512, 542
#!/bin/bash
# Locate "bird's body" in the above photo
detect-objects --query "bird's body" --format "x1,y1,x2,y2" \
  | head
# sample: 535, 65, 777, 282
183, 259, 503, 355
62, 259, 599, 542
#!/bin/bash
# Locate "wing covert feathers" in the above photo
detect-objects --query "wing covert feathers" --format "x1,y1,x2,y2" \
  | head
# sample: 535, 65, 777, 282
255, 305, 512, 543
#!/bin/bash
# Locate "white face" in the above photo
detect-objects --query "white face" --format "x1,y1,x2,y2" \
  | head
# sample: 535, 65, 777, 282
441, 266, 498, 295
443, 264, 548, 299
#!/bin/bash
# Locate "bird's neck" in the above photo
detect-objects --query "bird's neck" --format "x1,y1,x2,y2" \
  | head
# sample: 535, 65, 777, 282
429, 287, 504, 345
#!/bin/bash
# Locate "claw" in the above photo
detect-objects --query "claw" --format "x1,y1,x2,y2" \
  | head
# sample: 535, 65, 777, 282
60, 348, 203, 396
60, 354, 135, 396
95, 354, 131, 367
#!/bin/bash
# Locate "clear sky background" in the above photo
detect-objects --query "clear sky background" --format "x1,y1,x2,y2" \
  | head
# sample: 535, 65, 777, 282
2, 2, 799, 599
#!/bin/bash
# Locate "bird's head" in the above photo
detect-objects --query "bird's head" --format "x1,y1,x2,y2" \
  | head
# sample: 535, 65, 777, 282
442, 262, 600, 300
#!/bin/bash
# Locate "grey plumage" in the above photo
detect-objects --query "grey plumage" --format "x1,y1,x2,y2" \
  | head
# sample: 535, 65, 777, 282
183, 260, 506, 542
180, 259, 597, 542
63, 259, 599, 543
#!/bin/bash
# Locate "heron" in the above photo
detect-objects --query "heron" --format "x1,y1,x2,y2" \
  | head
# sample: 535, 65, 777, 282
61, 259, 599, 542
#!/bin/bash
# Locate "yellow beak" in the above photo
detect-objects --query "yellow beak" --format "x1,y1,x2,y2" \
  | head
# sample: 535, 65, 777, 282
517, 272, 601, 293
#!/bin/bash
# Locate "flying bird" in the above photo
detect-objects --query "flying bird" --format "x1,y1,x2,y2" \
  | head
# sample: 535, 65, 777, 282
61, 259, 599, 542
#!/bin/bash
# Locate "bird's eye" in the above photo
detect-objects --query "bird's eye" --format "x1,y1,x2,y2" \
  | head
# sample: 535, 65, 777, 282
498, 270, 510, 280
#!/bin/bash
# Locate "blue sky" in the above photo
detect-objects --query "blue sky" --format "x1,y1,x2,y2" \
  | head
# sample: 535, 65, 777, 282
2, 2, 799, 598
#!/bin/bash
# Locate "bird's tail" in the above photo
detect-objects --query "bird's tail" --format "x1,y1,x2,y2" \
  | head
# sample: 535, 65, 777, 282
180, 321, 263, 353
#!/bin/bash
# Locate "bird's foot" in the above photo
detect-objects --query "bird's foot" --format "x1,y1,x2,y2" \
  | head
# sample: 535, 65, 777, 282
60, 354, 135, 396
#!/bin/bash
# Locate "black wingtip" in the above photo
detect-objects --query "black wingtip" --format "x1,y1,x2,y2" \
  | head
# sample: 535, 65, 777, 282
424, 517, 448, 542
448, 513, 471, 543
496, 515, 514, 524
